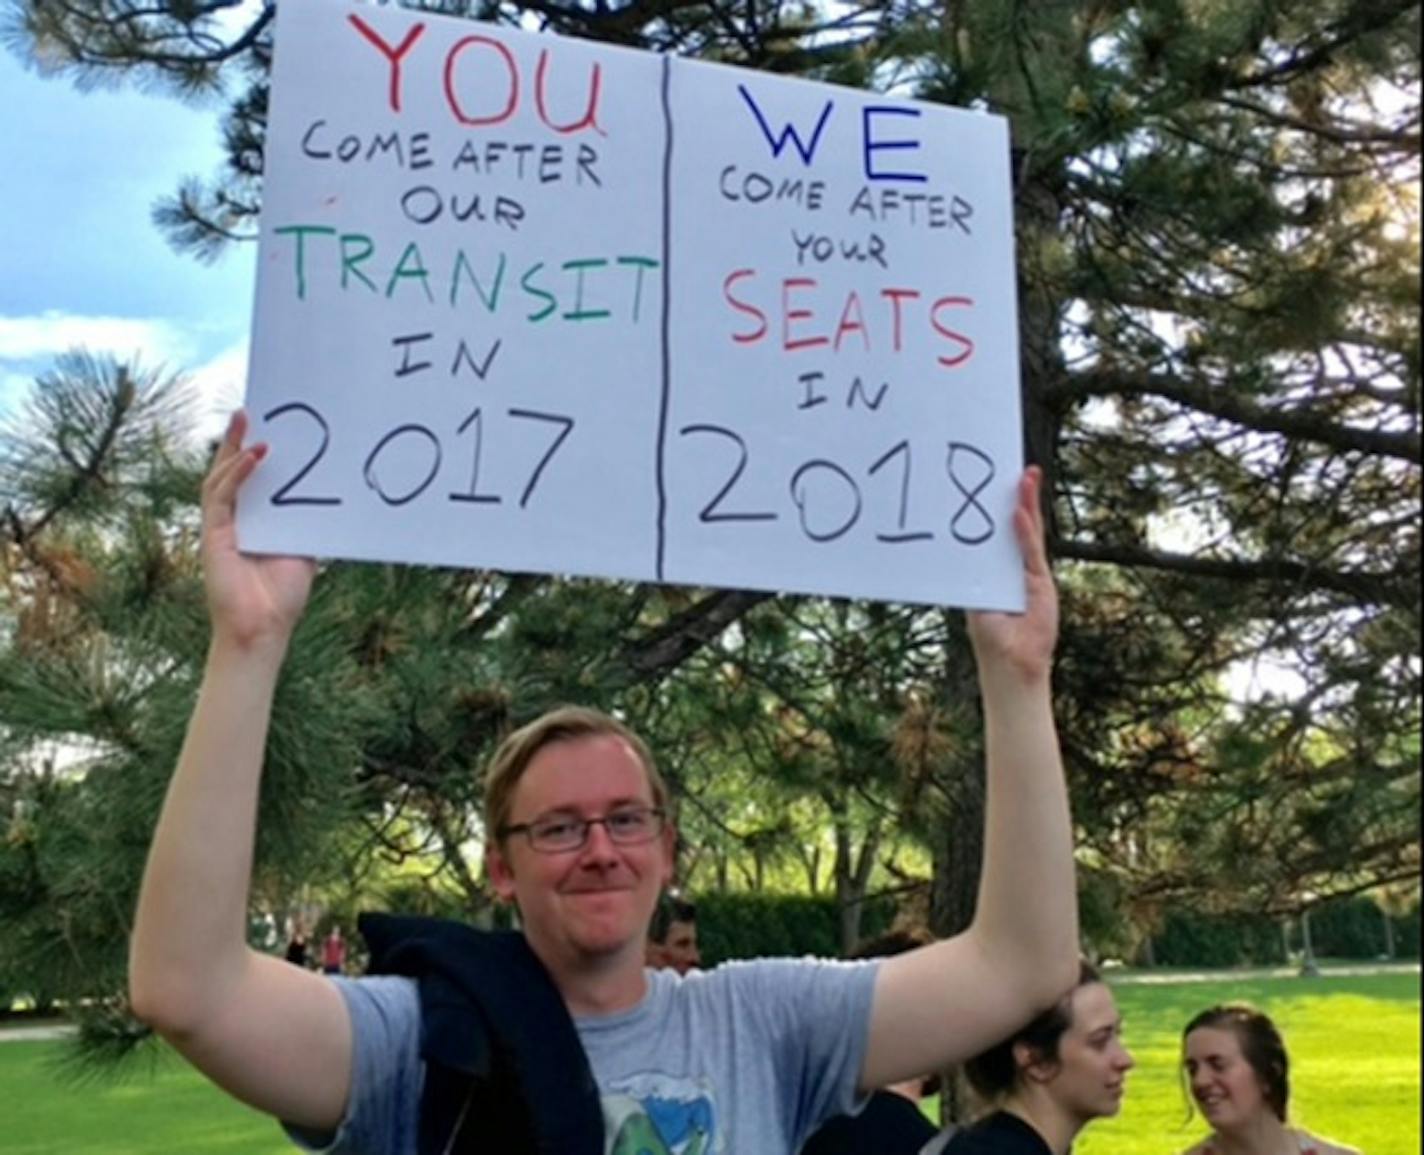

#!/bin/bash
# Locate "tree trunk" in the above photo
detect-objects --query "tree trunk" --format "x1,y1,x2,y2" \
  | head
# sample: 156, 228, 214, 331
798, 842, 822, 895
928, 654, 986, 1124
835, 823, 883, 955
929, 790, 984, 940
1299, 910, 1319, 976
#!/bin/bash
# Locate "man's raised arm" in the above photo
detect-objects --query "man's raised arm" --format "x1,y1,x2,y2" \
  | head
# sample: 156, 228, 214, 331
860, 466, 1079, 1090
129, 411, 351, 1130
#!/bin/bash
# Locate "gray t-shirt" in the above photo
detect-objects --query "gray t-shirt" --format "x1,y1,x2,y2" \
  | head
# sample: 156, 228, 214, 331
289, 958, 878, 1155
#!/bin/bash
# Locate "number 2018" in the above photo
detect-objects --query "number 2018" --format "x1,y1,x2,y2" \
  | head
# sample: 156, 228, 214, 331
678, 424, 998, 546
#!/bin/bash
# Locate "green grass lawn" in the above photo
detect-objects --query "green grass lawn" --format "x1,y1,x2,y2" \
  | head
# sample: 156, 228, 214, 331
1, 1042, 291, 1154
2, 967, 1418, 1153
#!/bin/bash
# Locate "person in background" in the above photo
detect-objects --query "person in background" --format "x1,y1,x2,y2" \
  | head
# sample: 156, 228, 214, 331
802, 928, 940, 1155
1178, 1005, 1360, 1155
646, 896, 701, 975
320, 925, 346, 976
923, 961, 1133, 1155
283, 923, 308, 969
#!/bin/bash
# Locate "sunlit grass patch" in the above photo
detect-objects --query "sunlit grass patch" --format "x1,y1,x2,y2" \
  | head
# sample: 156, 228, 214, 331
0, 1039, 290, 1154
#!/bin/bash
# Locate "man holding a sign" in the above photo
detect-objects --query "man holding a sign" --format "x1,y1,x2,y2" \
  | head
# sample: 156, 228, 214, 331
129, 412, 1077, 1155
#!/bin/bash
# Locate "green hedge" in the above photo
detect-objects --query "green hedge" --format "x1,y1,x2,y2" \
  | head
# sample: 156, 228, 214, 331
690, 891, 1419, 968
1151, 909, 1288, 967
1148, 895, 1420, 967
1311, 895, 1420, 960
1397, 904, 1421, 958
693, 892, 898, 963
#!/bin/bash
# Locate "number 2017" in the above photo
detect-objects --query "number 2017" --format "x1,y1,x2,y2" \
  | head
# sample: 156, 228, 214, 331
260, 402, 575, 509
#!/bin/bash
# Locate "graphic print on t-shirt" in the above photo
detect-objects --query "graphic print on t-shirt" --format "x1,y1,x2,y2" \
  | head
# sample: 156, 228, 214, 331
602, 1071, 722, 1154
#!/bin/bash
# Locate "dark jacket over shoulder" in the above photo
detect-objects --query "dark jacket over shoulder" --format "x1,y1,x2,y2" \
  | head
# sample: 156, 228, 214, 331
359, 913, 603, 1155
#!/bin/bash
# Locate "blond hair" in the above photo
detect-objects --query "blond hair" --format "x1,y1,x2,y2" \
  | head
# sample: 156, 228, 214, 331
483, 706, 668, 843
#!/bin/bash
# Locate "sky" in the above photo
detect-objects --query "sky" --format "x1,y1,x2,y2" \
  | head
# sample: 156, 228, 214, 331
0, 47, 256, 435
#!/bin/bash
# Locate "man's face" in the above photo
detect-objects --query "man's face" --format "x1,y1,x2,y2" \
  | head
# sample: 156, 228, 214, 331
487, 734, 674, 970
658, 919, 701, 975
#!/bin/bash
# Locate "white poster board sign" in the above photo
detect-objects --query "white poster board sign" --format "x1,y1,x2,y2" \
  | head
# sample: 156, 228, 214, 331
240, 0, 1025, 609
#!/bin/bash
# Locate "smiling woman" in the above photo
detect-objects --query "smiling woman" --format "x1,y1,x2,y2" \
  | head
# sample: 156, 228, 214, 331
1178, 1005, 1362, 1155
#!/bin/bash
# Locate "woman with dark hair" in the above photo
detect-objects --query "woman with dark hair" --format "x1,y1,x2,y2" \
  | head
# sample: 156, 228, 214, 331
1179, 1005, 1360, 1155
923, 962, 1133, 1154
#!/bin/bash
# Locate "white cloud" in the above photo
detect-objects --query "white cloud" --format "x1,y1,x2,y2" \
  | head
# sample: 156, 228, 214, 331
185, 340, 251, 442
0, 311, 252, 429
0, 371, 33, 411
0, 310, 197, 365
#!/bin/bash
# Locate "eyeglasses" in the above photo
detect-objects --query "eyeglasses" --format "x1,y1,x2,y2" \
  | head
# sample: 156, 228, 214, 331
499, 806, 667, 854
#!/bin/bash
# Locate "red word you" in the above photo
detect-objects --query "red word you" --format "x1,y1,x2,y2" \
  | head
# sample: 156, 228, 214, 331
348, 14, 606, 135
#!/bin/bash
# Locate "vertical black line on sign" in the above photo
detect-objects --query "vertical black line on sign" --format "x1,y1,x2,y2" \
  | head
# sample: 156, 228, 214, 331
654, 52, 674, 581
